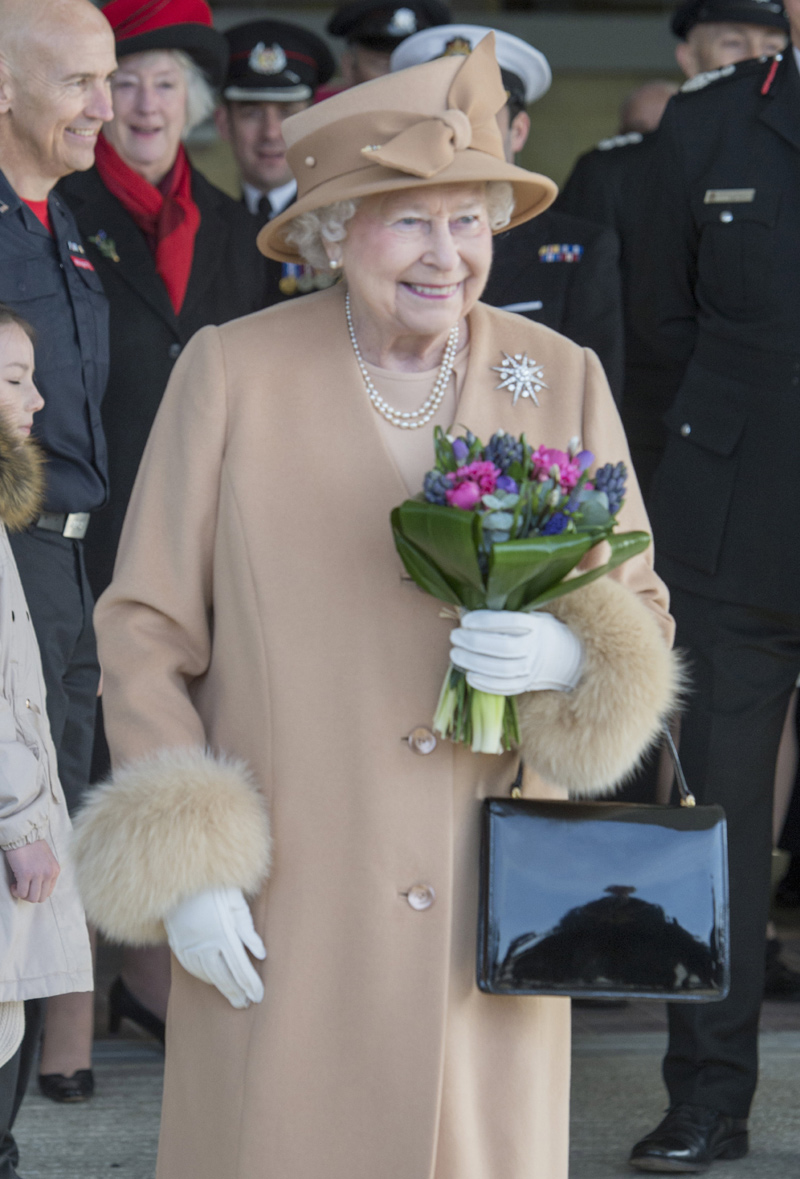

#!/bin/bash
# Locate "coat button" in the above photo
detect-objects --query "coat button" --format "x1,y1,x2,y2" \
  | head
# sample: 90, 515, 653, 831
720, 211, 733, 223
168, 343, 182, 360
680, 423, 692, 437
408, 726, 437, 755
407, 885, 435, 911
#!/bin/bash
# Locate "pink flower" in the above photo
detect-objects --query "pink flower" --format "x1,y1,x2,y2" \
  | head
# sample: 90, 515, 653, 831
445, 461, 501, 510
446, 480, 483, 510
531, 446, 582, 490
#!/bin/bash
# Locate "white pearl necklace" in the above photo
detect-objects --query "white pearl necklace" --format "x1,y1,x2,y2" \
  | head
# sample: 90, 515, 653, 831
345, 292, 460, 430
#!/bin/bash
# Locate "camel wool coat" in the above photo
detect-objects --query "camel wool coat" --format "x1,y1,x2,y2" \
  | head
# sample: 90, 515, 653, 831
74, 284, 678, 1179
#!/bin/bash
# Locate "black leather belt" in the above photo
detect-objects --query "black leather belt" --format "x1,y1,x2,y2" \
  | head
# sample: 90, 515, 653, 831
35, 512, 90, 540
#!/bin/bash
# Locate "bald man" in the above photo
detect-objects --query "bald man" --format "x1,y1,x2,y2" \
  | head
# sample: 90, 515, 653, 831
619, 80, 680, 135
0, 1, 115, 1168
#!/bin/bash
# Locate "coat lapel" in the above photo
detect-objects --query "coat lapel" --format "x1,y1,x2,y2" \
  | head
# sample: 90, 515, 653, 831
69, 176, 177, 327
179, 180, 228, 323
759, 53, 800, 154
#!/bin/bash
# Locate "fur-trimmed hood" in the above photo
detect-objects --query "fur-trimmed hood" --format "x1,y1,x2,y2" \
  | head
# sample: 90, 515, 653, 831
0, 415, 44, 531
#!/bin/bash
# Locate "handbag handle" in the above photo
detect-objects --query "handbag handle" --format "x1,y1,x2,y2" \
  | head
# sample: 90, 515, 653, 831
509, 721, 696, 807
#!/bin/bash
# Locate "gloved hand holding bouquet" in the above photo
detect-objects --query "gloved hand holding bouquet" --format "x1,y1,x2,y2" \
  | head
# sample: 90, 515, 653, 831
392, 428, 649, 754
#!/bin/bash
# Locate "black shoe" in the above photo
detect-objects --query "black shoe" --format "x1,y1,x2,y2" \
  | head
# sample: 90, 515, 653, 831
38, 1069, 94, 1103
108, 976, 165, 1045
629, 1104, 748, 1173
764, 938, 800, 1001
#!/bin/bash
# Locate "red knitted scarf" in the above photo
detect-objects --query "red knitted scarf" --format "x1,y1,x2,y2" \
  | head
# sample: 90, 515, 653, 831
94, 133, 200, 314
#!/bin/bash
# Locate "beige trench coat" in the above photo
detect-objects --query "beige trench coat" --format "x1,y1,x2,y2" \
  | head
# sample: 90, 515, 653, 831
76, 286, 677, 1179
0, 435, 92, 1002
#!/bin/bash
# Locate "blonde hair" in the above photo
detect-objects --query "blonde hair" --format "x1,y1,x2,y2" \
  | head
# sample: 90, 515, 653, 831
285, 182, 515, 271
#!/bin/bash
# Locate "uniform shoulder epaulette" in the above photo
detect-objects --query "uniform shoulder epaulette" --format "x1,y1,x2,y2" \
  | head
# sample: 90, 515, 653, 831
596, 131, 644, 152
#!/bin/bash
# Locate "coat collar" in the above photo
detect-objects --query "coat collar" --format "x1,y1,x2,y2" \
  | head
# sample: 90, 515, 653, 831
0, 415, 44, 531
759, 52, 800, 155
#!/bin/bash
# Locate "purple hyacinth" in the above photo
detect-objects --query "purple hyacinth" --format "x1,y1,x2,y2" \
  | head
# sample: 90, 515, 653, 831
424, 470, 451, 505
593, 462, 627, 515
541, 512, 568, 535
484, 431, 524, 474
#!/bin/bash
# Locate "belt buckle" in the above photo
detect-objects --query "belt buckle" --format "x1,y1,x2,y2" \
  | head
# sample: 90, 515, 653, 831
62, 512, 90, 540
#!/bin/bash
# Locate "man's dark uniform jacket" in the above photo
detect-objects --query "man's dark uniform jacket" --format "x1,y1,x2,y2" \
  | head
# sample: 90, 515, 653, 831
631, 53, 800, 611
557, 131, 666, 487
477, 208, 625, 402
627, 51, 800, 1123
0, 171, 109, 512
60, 165, 272, 598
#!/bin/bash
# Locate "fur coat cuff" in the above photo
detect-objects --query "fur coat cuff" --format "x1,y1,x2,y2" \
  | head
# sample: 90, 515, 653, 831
517, 578, 682, 796
71, 747, 272, 946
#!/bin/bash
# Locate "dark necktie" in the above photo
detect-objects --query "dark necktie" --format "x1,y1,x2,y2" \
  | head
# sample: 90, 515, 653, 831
257, 195, 273, 225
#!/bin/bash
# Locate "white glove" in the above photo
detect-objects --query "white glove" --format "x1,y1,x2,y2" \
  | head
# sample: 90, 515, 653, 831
164, 886, 266, 1009
449, 610, 584, 696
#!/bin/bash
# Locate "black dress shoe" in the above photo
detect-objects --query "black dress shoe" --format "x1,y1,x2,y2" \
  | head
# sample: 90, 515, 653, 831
38, 1069, 94, 1103
108, 976, 165, 1045
629, 1104, 748, 1173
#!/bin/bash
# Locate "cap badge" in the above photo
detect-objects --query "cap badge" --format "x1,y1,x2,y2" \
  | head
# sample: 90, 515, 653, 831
492, 352, 548, 407
387, 8, 417, 36
442, 37, 473, 58
249, 42, 287, 76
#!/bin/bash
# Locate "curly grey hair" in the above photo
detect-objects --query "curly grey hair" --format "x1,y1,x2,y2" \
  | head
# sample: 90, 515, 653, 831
285, 182, 515, 271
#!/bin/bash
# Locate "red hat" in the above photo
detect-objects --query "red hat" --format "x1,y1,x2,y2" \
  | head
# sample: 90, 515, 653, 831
102, 0, 229, 88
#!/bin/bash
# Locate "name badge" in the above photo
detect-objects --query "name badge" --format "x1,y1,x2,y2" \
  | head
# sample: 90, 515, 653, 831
704, 189, 755, 204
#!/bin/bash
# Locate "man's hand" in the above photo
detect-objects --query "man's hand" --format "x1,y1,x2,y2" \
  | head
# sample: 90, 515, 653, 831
5, 839, 60, 902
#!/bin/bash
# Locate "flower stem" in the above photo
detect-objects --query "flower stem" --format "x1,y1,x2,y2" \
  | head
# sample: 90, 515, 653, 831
433, 664, 518, 755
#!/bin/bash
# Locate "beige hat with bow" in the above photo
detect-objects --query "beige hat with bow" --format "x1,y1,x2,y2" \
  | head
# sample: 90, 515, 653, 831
258, 33, 558, 264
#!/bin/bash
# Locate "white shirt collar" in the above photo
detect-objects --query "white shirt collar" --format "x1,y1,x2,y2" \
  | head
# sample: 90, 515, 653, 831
242, 179, 297, 219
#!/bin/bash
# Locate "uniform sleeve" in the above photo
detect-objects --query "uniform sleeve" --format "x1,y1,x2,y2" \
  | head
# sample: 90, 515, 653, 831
560, 225, 625, 404
72, 327, 271, 946
628, 103, 699, 388
516, 349, 682, 796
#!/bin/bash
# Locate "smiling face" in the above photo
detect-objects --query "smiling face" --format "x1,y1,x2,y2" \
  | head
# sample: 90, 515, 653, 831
215, 99, 310, 194
333, 185, 493, 364
0, 2, 116, 199
104, 50, 188, 185
0, 323, 43, 440
676, 21, 788, 77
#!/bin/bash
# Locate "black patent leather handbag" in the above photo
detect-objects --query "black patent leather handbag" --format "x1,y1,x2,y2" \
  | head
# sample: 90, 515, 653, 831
477, 729, 730, 1001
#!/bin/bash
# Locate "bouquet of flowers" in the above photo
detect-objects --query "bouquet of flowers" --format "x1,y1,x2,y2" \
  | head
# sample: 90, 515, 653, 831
391, 428, 650, 754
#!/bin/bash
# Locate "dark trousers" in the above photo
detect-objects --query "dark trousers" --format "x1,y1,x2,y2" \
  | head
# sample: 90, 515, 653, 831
663, 587, 800, 1118
0, 1001, 44, 1179
8, 529, 99, 815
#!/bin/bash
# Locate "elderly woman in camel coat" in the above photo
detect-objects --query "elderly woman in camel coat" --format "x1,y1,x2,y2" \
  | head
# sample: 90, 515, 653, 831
73, 37, 679, 1179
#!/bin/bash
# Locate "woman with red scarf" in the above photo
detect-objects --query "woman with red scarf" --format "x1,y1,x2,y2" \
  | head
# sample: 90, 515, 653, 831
47, 0, 271, 1099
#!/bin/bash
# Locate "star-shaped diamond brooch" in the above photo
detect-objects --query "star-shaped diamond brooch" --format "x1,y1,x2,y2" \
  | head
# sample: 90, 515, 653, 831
492, 351, 548, 406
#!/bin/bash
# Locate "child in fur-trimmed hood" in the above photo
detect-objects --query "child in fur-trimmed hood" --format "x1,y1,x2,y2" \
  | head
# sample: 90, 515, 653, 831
0, 306, 93, 1174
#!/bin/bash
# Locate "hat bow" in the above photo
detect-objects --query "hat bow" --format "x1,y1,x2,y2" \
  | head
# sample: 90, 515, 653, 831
359, 35, 507, 180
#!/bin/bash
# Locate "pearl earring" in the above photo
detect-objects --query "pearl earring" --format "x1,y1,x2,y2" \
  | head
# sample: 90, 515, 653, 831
330, 258, 341, 270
